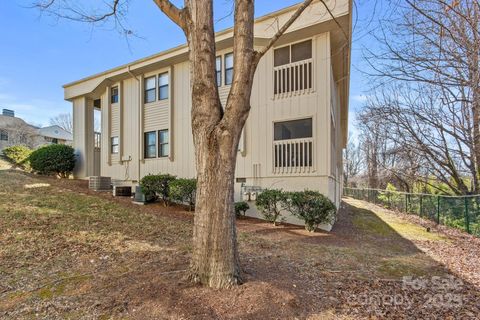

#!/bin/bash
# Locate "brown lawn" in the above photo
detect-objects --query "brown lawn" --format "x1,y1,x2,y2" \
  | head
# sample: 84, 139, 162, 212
1, 166, 479, 319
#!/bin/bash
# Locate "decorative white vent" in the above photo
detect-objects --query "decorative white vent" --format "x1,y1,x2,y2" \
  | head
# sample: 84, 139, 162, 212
273, 138, 314, 174
274, 58, 314, 98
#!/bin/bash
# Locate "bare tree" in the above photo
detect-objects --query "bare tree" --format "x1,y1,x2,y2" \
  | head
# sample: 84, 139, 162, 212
50, 113, 73, 133
361, 0, 480, 195
343, 134, 362, 187
50, 112, 100, 134
3, 122, 39, 148
33, 0, 332, 288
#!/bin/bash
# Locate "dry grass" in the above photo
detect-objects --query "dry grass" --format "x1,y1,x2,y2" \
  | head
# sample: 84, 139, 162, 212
0, 170, 479, 319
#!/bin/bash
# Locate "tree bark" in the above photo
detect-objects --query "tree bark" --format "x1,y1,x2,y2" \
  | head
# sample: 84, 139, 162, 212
189, 141, 241, 287
184, 0, 253, 288
32, 0, 318, 289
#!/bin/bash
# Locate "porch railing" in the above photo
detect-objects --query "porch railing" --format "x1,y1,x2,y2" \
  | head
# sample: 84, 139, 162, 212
273, 138, 314, 174
94, 132, 101, 149
274, 58, 314, 99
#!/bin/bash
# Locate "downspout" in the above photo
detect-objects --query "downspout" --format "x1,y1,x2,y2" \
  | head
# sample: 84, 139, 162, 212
127, 65, 142, 184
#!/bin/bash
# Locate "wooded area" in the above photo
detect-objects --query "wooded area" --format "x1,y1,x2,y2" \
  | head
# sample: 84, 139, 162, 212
346, 0, 480, 196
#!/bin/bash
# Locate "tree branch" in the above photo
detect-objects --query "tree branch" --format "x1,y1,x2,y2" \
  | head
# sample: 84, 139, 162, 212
152, 0, 189, 32
33, 0, 122, 23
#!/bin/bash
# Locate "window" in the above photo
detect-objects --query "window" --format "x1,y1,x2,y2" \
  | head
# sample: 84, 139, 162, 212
144, 131, 156, 158
111, 137, 119, 154
44, 137, 58, 144
158, 129, 169, 157
274, 40, 312, 66
0, 130, 8, 141
158, 72, 169, 100
111, 86, 119, 104
291, 40, 312, 62
274, 46, 290, 67
144, 76, 156, 103
273, 40, 313, 95
274, 118, 312, 140
224, 53, 233, 85
216, 56, 222, 86
273, 118, 313, 170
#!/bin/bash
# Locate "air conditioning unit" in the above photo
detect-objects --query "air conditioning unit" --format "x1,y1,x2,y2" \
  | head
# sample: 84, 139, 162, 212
113, 186, 132, 197
89, 176, 111, 191
242, 192, 250, 201
133, 186, 155, 204
250, 192, 257, 201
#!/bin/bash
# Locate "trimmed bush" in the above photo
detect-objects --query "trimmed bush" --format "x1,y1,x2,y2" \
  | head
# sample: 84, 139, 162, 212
234, 201, 249, 217
29, 144, 75, 178
169, 178, 197, 211
3, 145, 32, 170
140, 174, 176, 205
285, 190, 336, 232
255, 189, 287, 225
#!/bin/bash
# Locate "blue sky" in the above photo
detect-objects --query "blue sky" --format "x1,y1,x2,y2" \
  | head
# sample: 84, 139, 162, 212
0, 0, 376, 130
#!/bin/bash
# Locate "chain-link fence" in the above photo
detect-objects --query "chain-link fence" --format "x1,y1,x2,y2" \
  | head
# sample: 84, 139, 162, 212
343, 187, 480, 237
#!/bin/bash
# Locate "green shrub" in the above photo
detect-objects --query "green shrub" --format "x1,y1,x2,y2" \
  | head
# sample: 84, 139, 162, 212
285, 190, 336, 232
378, 183, 401, 208
140, 174, 176, 205
235, 201, 249, 217
2, 145, 32, 170
255, 189, 287, 225
29, 144, 75, 178
169, 178, 197, 211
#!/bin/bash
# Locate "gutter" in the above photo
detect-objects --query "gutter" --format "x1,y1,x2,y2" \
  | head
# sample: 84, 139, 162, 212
127, 65, 142, 184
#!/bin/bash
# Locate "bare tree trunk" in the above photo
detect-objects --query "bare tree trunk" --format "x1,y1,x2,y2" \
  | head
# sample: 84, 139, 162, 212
185, 0, 253, 287
190, 145, 241, 287
33, 0, 316, 288
470, 4, 480, 193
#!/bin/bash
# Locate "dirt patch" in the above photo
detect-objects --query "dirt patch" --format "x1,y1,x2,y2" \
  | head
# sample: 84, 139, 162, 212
1, 171, 479, 319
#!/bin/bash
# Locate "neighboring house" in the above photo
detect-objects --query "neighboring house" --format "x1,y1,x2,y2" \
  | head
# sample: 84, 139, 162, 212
0, 109, 73, 151
65, 1, 352, 228
38, 125, 73, 145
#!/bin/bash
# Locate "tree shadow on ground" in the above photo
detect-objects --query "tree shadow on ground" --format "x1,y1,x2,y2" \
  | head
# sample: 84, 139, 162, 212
2, 171, 479, 319
98, 201, 480, 319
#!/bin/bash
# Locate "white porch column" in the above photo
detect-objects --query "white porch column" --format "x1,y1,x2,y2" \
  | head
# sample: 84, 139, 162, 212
72, 96, 94, 178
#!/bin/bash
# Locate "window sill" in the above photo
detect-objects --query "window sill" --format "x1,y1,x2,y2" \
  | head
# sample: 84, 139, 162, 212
143, 157, 170, 161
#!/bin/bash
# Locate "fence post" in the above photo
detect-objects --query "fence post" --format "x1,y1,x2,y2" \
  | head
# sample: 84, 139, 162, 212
419, 195, 423, 217
464, 197, 470, 234
436, 196, 440, 224
405, 194, 408, 213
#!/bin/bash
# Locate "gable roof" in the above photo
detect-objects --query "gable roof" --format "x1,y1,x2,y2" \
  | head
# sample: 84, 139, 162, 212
63, 1, 351, 99
38, 125, 73, 141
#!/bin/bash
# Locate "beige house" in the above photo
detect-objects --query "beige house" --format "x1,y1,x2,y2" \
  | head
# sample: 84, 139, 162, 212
0, 109, 72, 151
65, 1, 351, 226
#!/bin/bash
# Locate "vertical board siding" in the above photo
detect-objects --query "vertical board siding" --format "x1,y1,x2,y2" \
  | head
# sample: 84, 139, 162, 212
122, 78, 140, 181
144, 102, 169, 131
110, 97, 120, 164
95, 33, 335, 192
140, 61, 196, 179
